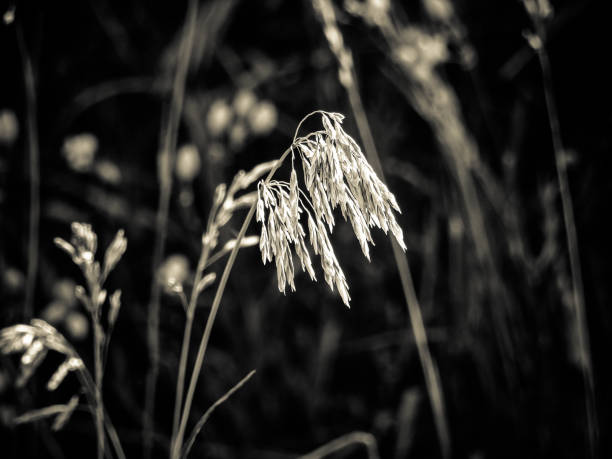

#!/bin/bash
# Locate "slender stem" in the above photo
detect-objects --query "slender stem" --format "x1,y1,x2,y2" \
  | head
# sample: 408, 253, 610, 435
312, 3, 450, 454
144, 1, 198, 457
93, 316, 105, 459
171, 187, 222, 442
180, 370, 256, 459
170, 147, 291, 459
16, 21, 40, 320
84, 273, 106, 459
293, 110, 325, 143
75, 359, 126, 459
533, 19, 598, 458
201, 248, 227, 269
298, 431, 380, 459
171, 241, 212, 446
345, 65, 452, 459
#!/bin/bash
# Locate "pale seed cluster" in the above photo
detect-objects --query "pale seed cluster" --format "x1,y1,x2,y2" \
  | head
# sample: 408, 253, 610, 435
54, 223, 126, 317
256, 111, 405, 306
0, 320, 84, 391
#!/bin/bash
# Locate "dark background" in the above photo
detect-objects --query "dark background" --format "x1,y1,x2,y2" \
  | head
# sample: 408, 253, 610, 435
1, 0, 612, 458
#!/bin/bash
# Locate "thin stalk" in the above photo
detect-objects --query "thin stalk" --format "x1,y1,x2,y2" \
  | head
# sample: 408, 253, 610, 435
533, 20, 598, 457
75, 360, 126, 459
311, 2, 451, 455
201, 248, 227, 269
85, 274, 106, 459
171, 186, 223, 443
170, 148, 291, 459
170, 242, 212, 445
93, 319, 106, 459
180, 369, 256, 459
298, 431, 380, 459
345, 67, 451, 459
16, 22, 40, 320
144, 1, 199, 457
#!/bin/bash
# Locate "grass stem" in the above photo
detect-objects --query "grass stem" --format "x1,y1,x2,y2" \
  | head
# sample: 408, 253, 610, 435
311, 3, 451, 455
170, 148, 291, 459
180, 369, 256, 459
17, 20, 40, 321
298, 431, 380, 459
93, 320, 105, 459
533, 19, 598, 457
143, 1, 199, 457
75, 356, 126, 459
345, 61, 452, 459
171, 241, 212, 446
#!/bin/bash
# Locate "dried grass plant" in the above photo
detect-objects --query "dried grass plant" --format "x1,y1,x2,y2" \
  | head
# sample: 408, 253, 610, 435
0, 319, 125, 459
2, 1, 601, 458
170, 110, 405, 459
1, 223, 127, 459
2, 109, 404, 459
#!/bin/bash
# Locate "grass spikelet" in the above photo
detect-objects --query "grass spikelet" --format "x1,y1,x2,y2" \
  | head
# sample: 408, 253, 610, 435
255, 111, 405, 306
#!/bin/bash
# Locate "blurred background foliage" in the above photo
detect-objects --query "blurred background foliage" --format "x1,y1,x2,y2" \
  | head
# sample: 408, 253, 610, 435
1, 0, 612, 458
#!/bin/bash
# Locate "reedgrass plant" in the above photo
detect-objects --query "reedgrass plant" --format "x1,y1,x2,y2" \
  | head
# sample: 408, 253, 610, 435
0, 319, 125, 459
2, 110, 405, 459
170, 110, 405, 459
2, 1, 599, 458
1, 223, 127, 459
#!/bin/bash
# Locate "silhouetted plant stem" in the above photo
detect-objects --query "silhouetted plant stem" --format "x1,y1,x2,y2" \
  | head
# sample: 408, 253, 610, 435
144, 0, 199, 457
311, 3, 451, 456
346, 72, 451, 459
17, 20, 40, 321
75, 346, 126, 459
532, 17, 598, 458
180, 369, 256, 459
298, 431, 380, 459
171, 240, 212, 447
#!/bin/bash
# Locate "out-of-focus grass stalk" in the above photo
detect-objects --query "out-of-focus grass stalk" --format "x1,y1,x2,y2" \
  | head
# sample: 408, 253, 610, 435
144, 1, 199, 457
312, 2, 451, 458
526, 4, 598, 456
350, 1, 521, 385
170, 148, 292, 459
16, 20, 40, 320
386, 40, 515, 365
298, 431, 380, 459
347, 72, 451, 459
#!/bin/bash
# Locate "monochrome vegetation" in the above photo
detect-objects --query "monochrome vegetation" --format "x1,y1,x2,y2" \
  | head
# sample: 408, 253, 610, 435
1, 1, 610, 458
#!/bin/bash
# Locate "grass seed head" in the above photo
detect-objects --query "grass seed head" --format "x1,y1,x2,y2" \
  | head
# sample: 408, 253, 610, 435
255, 111, 405, 306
